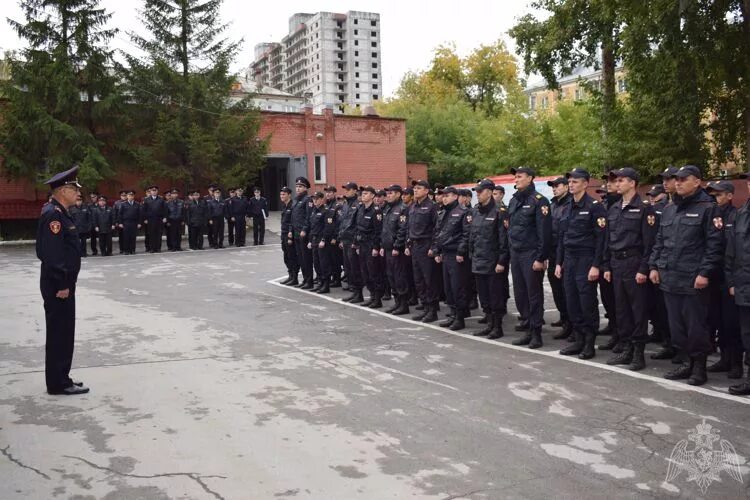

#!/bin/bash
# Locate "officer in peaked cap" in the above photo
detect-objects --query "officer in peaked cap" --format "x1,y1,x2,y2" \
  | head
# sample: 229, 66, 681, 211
37, 166, 89, 395
546, 176, 572, 340
292, 176, 314, 288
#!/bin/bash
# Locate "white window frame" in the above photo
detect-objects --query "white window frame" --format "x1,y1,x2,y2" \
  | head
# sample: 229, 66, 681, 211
314, 154, 327, 184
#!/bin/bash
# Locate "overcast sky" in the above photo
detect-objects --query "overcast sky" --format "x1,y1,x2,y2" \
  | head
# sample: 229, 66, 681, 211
1, 0, 537, 97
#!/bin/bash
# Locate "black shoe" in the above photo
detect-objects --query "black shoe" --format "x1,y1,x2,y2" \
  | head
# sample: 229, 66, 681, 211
528, 329, 543, 349
552, 322, 572, 340
728, 352, 744, 379
286, 277, 300, 287
560, 332, 583, 356
392, 295, 410, 315
487, 315, 505, 340
579, 334, 596, 359
687, 354, 708, 386
300, 280, 314, 290
707, 352, 730, 373
512, 332, 532, 346
664, 361, 693, 380
349, 289, 365, 304
629, 343, 646, 371
449, 315, 466, 331
607, 344, 634, 366
385, 296, 401, 314
598, 335, 619, 351
439, 316, 454, 327
650, 346, 676, 360
729, 374, 750, 395
551, 319, 564, 327
412, 309, 428, 321
422, 305, 438, 323
473, 313, 494, 337
514, 323, 530, 332
48, 384, 90, 395
611, 341, 625, 354
316, 281, 330, 294
368, 295, 383, 309
361, 297, 374, 308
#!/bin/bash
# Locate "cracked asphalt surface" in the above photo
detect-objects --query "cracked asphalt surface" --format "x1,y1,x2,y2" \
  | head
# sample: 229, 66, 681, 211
1, 240, 749, 499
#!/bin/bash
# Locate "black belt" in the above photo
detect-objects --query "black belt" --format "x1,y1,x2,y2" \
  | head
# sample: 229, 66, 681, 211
612, 248, 642, 259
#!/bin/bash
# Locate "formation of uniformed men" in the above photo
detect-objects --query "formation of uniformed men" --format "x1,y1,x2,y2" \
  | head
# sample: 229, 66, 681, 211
278, 168, 750, 394
69, 185, 270, 255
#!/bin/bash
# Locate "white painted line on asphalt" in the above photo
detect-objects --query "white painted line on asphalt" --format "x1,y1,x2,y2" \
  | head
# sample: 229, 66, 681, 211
267, 276, 750, 406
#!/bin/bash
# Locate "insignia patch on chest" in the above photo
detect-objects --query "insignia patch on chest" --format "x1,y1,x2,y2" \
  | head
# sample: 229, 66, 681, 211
327, 217, 333, 224
376, 213, 382, 221
540, 205, 549, 216
466, 215, 473, 223
597, 217, 606, 228
713, 217, 723, 229
49, 221, 61, 234
647, 214, 656, 226
399, 215, 407, 223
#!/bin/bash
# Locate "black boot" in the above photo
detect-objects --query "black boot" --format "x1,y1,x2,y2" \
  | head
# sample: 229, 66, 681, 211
629, 343, 646, 371
728, 371, 750, 395
392, 294, 410, 315
422, 304, 438, 323
348, 288, 365, 304
412, 306, 429, 321
552, 321, 572, 340
361, 295, 374, 307
607, 343, 634, 366
300, 279, 314, 290
286, 274, 300, 287
598, 335, 619, 351
439, 309, 456, 327
316, 279, 330, 294
512, 331, 532, 346
560, 331, 584, 356
473, 313, 494, 337
664, 359, 694, 380
449, 311, 466, 331
650, 346, 676, 360
469, 297, 478, 310
579, 333, 596, 359
728, 351, 744, 379
611, 341, 626, 354
707, 351, 730, 373
385, 295, 401, 314
528, 329, 543, 349
487, 314, 505, 340
687, 354, 708, 386
368, 293, 383, 309
280, 273, 293, 285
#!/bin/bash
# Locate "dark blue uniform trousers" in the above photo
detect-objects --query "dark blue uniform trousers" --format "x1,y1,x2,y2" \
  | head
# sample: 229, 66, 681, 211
663, 290, 712, 357
412, 240, 440, 306
358, 241, 384, 296
511, 249, 545, 331
563, 251, 599, 339
475, 271, 508, 316
385, 248, 409, 296
611, 255, 648, 344
42, 282, 76, 391
442, 252, 470, 314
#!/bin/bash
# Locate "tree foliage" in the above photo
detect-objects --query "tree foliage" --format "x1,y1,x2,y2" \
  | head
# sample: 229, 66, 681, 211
0, 0, 124, 187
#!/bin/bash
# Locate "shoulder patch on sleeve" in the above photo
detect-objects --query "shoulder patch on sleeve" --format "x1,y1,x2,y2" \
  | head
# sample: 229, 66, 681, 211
49, 221, 61, 234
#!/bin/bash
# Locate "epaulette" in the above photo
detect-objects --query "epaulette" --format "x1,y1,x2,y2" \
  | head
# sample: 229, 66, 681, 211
535, 194, 543, 199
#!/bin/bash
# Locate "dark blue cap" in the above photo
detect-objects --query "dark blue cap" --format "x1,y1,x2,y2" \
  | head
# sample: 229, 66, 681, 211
413, 179, 430, 189
403, 187, 414, 195
510, 167, 535, 177
385, 184, 403, 193
361, 185, 377, 194
610, 167, 639, 182
44, 165, 81, 189
647, 184, 665, 196
674, 165, 702, 179
565, 168, 591, 181
660, 166, 679, 178
342, 181, 358, 190
547, 176, 568, 187
706, 180, 734, 193
458, 188, 472, 197
443, 186, 458, 195
493, 184, 505, 192
324, 185, 337, 192
295, 176, 311, 188
280, 186, 292, 194
473, 179, 495, 191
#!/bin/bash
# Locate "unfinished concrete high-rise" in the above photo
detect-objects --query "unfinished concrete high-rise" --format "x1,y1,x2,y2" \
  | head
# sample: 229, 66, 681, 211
248, 11, 383, 114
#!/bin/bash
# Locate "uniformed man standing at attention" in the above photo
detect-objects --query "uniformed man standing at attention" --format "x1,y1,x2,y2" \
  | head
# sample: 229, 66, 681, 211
381, 185, 410, 315
407, 180, 440, 323
166, 188, 185, 251
354, 185, 385, 308
229, 187, 249, 247
225, 188, 236, 246
248, 187, 269, 245
547, 177, 572, 340
186, 190, 208, 250
36, 166, 89, 395
556, 168, 607, 359
601, 168, 657, 371
292, 177, 314, 289
117, 190, 142, 255
725, 171, 750, 395
69, 196, 92, 257
339, 182, 363, 302
279, 187, 299, 286
92, 195, 115, 257
308, 191, 330, 293
649, 165, 723, 386
142, 186, 168, 253
207, 188, 226, 249
113, 190, 127, 254
507, 167, 552, 347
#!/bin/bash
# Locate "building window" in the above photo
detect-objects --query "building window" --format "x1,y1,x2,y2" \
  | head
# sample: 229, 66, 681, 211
373, 84, 378, 89
371, 31, 376, 37
355, 61, 359, 67
336, 21, 342, 28
574, 88, 584, 101
371, 20, 377, 27
355, 72, 360, 78
338, 84, 344, 91
338, 63, 343, 70
372, 41, 377, 48
337, 42, 343, 49
355, 50, 359, 56
356, 93, 360, 99
354, 19, 358, 25
373, 94, 378, 100
354, 29, 358, 35
372, 52, 377, 58
354, 40, 359, 46
314, 155, 327, 184
529, 95, 536, 110
372, 62, 378, 68
541, 96, 549, 109
372, 73, 378, 79
355, 83, 360, 88
618, 78, 628, 93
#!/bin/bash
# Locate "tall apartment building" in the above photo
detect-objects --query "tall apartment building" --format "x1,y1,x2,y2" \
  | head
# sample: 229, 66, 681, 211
248, 11, 383, 113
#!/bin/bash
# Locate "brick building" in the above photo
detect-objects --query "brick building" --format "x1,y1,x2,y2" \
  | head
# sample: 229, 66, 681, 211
0, 105, 426, 238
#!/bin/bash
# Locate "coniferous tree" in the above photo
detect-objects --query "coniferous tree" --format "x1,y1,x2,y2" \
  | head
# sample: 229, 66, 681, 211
0, 0, 123, 186
125, 0, 266, 188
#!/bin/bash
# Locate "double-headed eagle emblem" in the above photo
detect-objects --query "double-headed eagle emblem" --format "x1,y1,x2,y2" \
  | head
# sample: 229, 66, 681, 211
666, 419, 743, 494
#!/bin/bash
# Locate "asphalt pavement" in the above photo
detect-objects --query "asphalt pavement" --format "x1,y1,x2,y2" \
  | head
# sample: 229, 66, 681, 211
1, 241, 748, 499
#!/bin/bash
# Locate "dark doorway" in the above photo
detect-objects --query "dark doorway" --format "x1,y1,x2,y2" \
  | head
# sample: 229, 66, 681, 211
261, 156, 290, 211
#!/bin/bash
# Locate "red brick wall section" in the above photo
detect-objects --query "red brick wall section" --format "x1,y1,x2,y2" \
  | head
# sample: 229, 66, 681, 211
407, 163, 429, 185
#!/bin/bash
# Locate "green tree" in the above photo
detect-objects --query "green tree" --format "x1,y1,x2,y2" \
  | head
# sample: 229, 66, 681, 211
0, 0, 122, 187
124, 0, 266, 188
510, 0, 622, 158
